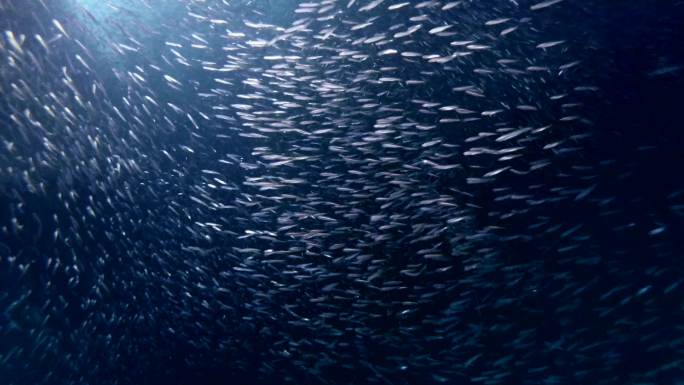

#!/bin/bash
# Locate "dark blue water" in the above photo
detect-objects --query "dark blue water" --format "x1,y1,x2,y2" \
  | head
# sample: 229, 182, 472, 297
1, 1, 683, 384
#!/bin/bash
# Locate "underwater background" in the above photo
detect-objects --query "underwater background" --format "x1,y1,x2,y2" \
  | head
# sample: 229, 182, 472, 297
1, 0, 683, 384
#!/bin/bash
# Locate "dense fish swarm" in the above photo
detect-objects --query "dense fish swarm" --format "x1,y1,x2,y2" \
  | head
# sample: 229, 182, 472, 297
1, 0, 683, 384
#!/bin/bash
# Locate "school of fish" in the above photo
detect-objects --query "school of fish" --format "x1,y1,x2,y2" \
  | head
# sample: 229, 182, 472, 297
1, 0, 683, 384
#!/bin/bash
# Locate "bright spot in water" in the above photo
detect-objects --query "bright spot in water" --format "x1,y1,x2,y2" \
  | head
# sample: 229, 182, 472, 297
65, 0, 183, 60
71, 0, 129, 21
